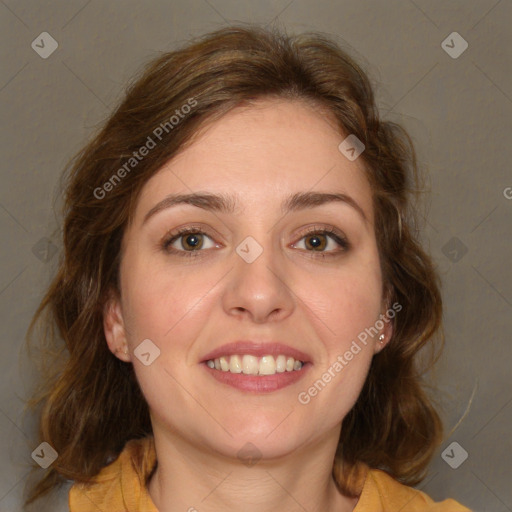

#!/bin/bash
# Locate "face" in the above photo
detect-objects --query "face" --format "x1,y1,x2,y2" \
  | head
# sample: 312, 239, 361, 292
104, 98, 392, 460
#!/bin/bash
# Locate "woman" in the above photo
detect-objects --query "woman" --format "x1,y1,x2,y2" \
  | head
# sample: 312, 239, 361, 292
24, 25, 471, 511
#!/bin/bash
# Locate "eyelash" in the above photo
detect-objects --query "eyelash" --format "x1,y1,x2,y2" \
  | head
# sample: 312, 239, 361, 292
161, 224, 350, 259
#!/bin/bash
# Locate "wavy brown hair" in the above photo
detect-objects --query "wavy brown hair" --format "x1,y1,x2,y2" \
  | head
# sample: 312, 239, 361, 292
24, 23, 445, 506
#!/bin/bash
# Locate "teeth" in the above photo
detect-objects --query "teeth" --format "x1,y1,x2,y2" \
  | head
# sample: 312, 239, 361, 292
219, 356, 229, 372
229, 354, 242, 373
242, 355, 259, 375
206, 354, 304, 376
259, 355, 276, 375
276, 355, 286, 373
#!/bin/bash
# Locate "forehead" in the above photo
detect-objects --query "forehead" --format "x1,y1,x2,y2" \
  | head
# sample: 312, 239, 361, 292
133, 98, 374, 224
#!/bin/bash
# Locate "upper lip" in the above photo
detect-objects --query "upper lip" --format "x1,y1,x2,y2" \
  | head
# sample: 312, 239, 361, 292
201, 341, 312, 363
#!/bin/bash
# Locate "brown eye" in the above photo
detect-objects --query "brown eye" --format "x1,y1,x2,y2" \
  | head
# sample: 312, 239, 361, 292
162, 229, 216, 255
180, 233, 204, 250
293, 228, 349, 255
304, 233, 328, 251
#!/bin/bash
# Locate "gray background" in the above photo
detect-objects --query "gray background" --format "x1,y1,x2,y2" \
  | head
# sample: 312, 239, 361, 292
1, 1, 511, 511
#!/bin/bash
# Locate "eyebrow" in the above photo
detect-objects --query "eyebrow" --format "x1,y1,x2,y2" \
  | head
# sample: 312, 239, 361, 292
142, 191, 367, 225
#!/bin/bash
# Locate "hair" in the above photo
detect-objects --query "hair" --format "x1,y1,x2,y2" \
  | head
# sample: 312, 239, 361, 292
24, 23, 445, 506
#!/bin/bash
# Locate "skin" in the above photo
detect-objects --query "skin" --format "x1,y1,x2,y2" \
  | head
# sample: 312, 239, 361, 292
104, 98, 392, 512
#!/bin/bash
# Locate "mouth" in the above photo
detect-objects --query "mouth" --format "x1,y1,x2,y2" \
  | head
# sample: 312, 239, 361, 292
200, 341, 312, 392
205, 354, 305, 375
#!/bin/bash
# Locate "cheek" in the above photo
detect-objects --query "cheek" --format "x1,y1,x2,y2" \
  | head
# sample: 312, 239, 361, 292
330, 275, 382, 342
295, 266, 381, 420
119, 257, 214, 413
120, 253, 220, 354
298, 252, 383, 350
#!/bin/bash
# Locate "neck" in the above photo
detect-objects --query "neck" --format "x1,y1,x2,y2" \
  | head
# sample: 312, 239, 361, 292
147, 424, 359, 512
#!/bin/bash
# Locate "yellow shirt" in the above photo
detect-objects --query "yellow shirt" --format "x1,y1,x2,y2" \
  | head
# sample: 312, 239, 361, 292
69, 437, 472, 511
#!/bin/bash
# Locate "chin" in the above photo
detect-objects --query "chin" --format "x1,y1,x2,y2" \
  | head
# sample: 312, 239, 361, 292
214, 434, 302, 464
210, 421, 305, 459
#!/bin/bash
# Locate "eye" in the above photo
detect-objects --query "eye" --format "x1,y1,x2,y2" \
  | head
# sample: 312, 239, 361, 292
161, 224, 349, 259
292, 226, 349, 256
162, 227, 217, 256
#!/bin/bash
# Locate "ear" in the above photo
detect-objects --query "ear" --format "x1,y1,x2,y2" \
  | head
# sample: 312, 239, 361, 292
374, 287, 395, 355
103, 288, 131, 362
374, 313, 393, 354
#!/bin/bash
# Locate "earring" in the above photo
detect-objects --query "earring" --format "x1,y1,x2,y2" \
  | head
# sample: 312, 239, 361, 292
378, 334, 385, 344
124, 347, 128, 354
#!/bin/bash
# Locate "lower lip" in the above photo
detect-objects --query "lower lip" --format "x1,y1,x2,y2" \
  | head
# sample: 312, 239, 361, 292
203, 363, 311, 393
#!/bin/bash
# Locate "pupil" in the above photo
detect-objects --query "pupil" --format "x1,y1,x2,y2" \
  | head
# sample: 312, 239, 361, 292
307, 235, 324, 250
185, 234, 200, 248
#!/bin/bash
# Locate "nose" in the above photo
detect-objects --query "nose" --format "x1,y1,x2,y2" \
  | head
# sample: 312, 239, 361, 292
221, 237, 296, 324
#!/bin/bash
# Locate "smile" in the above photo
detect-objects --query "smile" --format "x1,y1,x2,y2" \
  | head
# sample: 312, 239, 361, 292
206, 354, 304, 376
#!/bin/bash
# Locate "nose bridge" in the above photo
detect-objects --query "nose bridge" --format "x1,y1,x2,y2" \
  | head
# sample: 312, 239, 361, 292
222, 232, 294, 322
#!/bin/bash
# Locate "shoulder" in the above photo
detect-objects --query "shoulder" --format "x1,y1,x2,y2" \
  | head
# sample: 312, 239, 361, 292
68, 436, 157, 511
355, 468, 472, 512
